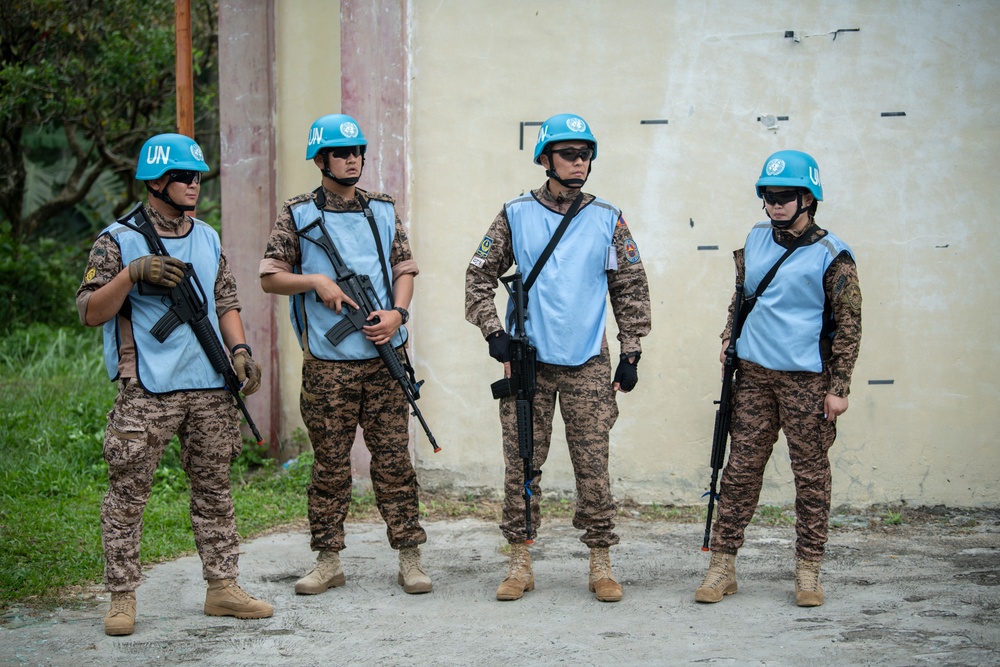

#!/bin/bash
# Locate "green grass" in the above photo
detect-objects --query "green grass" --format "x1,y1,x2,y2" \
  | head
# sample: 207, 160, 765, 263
0, 325, 311, 609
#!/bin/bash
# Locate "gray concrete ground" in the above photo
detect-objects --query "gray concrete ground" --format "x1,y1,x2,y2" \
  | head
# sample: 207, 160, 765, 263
2, 511, 999, 667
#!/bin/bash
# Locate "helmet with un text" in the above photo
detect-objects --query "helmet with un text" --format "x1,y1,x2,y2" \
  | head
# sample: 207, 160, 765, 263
533, 113, 598, 165
305, 114, 368, 160
135, 133, 210, 181
755, 150, 823, 201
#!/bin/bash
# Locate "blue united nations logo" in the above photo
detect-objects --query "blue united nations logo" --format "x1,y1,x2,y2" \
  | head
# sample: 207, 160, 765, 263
765, 159, 785, 176
566, 117, 587, 133
190, 145, 204, 161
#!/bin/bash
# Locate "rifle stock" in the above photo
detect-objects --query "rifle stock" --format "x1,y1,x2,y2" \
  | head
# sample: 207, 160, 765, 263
491, 271, 537, 544
296, 217, 440, 453
115, 203, 264, 445
702, 283, 745, 551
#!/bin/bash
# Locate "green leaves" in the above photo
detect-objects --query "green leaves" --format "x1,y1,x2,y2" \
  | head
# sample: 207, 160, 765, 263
0, 0, 220, 242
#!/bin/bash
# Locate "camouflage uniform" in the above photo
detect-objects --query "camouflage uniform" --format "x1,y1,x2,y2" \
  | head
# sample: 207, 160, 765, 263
76, 205, 245, 592
260, 187, 426, 552
710, 225, 862, 561
466, 184, 652, 546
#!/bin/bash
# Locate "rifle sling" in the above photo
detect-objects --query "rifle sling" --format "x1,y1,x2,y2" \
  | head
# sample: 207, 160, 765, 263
311, 186, 395, 306
522, 193, 584, 293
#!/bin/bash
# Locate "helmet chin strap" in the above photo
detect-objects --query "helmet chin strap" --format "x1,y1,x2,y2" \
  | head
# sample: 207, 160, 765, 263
146, 182, 194, 213
764, 193, 803, 229
321, 152, 365, 187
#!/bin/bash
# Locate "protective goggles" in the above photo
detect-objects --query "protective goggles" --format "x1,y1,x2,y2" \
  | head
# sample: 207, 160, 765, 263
761, 189, 801, 205
327, 145, 366, 159
167, 170, 202, 185
552, 147, 594, 163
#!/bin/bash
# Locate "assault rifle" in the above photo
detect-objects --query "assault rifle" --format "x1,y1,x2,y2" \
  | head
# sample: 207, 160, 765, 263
490, 272, 537, 544
296, 218, 440, 453
702, 283, 746, 550
116, 203, 263, 444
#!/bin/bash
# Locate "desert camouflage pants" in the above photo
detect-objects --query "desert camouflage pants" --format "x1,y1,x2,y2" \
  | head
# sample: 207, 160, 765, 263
710, 360, 838, 561
300, 356, 426, 552
101, 379, 243, 591
499, 349, 620, 547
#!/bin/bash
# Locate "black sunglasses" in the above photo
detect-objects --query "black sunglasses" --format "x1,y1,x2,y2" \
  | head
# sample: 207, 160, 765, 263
328, 145, 366, 159
761, 189, 800, 205
552, 147, 594, 163
168, 170, 202, 185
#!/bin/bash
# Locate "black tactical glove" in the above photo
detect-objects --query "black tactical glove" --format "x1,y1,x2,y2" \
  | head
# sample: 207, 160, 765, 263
613, 352, 640, 392
128, 255, 186, 287
487, 330, 512, 363
230, 344, 262, 396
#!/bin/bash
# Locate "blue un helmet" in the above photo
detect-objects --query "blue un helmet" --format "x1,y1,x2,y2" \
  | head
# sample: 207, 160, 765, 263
755, 150, 823, 201
307, 114, 368, 187
136, 133, 209, 212
305, 114, 368, 160
534, 113, 598, 189
135, 133, 210, 181
533, 113, 598, 164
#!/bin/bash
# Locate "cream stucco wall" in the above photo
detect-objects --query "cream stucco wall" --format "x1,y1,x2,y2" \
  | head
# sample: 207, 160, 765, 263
270, 0, 1000, 507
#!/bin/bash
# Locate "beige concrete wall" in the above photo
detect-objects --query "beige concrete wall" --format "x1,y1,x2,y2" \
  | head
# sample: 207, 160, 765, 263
269, 0, 1000, 507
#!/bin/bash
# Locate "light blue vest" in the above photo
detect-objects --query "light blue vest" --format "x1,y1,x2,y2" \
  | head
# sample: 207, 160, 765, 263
290, 198, 405, 360
101, 219, 226, 393
737, 223, 854, 372
506, 194, 619, 366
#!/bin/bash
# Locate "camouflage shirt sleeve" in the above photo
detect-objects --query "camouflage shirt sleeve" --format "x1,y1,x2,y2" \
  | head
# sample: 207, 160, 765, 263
260, 197, 305, 275
76, 232, 124, 324
720, 248, 745, 342
824, 253, 862, 397
215, 247, 241, 317
464, 207, 514, 339
389, 214, 419, 278
607, 213, 652, 356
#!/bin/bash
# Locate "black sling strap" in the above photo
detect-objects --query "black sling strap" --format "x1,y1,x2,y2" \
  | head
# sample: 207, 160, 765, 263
311, 186, 394, 302
355, 191, 394, 301
737, 224, 817, 324
522, 193, 584, 292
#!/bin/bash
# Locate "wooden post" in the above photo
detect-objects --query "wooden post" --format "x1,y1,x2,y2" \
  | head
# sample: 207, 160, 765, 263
175, 0, 194, 138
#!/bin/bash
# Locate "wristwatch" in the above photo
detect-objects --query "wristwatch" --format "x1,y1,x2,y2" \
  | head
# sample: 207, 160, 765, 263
394, 306, 409, 324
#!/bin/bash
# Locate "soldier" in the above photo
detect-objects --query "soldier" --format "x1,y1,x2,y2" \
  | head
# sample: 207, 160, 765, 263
465, 113, 652, 602
77, 133, 273, 636
697, 150, 862, 607
260, 114, 432, 595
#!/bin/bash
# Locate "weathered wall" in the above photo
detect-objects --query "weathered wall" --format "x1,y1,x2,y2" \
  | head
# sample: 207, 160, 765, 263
250, 0, 1000, 507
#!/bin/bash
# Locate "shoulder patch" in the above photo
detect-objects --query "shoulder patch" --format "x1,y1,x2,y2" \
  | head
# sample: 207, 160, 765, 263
841, 282, 862, 313
85, 267, 97, 282
616, 214, 627, 228
623, 238, 640, 264
471, 235, 493, 268
475, 235, 493, 259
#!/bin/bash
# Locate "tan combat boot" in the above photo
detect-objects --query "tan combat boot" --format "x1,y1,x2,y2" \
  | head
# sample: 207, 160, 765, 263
295, 549, 346, 595
104, 591, 136, 636
695, 551, 738, 603
589, 547, 623, 602
496, 541, 534, 601
204, 579, 274, 619
398, 546, 433, 594
795, 559, 824, 607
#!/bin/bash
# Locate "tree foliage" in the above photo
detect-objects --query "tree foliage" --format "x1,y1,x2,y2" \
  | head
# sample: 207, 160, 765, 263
0, 0, 219, 243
